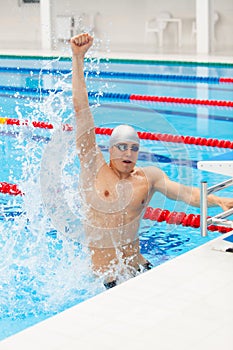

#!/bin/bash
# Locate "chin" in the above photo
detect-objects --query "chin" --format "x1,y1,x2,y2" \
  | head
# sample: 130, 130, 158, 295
111, 160, 135, 173
120, 163, 135, 172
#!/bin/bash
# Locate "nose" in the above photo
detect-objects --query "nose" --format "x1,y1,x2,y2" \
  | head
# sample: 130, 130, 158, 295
125, 147, 132, 156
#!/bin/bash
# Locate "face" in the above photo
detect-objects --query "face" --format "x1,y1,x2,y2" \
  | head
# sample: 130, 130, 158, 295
109, 142, 139, 173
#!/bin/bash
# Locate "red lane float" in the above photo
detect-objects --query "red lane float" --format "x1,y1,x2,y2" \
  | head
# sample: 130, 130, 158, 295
143, 207, 232, 233
95, 127, 233, 149
1, 118, 233, 149
129, 94, 233, 107
4, 118, 53, 129
219, 77, 233, 83
0, 181, 231, 233
0, 182, 23, 196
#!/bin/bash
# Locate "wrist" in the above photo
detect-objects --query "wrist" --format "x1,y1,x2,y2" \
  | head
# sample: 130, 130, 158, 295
72, 53, 85, 61
216, 197, 223, 208
208, 194, 221, 207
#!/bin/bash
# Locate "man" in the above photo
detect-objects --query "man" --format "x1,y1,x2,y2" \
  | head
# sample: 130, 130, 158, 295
70, 33, 233, 288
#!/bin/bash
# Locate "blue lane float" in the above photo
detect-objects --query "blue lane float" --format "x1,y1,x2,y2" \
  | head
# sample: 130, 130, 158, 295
1, 85, 233, 108
0, 66, 231, 85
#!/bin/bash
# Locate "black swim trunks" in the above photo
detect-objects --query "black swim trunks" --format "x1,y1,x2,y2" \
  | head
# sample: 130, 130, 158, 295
104, 280, 117, 289
138, 260, 153, 272
103, 260, 153, 289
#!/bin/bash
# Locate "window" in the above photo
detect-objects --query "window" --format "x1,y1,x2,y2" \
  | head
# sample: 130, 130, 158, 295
22, 0, 40, 3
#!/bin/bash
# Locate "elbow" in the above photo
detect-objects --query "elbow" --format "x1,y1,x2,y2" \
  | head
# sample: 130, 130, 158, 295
193, 194, 202, 208
183, 189, 200, 208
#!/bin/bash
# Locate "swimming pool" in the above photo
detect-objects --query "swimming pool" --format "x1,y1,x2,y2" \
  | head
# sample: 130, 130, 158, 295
0, 55, 233, 341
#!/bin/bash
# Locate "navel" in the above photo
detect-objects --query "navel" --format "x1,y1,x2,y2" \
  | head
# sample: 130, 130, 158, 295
104, 190, 110, 197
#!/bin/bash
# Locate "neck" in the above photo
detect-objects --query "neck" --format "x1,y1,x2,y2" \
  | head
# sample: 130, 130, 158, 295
109, 161, 133, 180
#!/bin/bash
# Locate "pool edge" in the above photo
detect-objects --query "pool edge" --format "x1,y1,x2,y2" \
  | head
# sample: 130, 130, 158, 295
1, 230, 233, 349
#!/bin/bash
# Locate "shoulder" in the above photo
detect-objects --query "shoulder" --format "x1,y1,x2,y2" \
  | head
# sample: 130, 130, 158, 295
136, 166, 166, 185
79, 145, 107, 171
141, 165, 164, 177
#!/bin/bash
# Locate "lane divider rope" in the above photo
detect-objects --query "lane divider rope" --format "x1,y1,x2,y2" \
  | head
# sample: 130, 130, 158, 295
144, 207, 232, 233
0, 117, 54, 129
1, 117, 233, 149
88, 91, 233, 108
95, 58, 233, 68
1, 66, 233, 84
0, 182, 23, 196
1, 55, 233, 68
129, 93, 233, 107
2, 66, 233, 85
0, 181, 231, 233
95, 127, 233, 149
0, 85, 233, 108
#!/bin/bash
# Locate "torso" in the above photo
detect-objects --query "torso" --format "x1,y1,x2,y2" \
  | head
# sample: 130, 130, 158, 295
79, 153, 155, 276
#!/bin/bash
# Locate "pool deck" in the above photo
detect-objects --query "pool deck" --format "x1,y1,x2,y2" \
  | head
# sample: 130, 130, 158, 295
1, 49, 233, 349
1, 48, 233, 64
1, 231, 233, 350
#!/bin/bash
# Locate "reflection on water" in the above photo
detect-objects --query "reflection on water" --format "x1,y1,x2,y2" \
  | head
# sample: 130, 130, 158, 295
1, 54, 231, 341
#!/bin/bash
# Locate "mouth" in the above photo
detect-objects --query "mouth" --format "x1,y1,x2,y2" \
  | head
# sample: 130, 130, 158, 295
122, 160, 132, 164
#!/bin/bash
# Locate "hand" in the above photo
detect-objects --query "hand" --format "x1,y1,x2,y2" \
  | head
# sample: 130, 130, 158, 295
219, 197, 233, 212
70, 33, 94, 57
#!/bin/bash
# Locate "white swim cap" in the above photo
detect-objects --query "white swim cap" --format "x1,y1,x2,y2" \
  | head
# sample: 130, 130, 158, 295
109, 125, 140, 148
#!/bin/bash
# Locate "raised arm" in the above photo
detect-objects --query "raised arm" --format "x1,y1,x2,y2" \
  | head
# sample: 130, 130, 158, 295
147, 166, 233, 211
71, 33, 93, 114
70, 33, 97, 160
70, 33, 106, 189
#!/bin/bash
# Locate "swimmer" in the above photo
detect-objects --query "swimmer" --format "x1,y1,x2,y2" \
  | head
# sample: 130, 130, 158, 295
70, 33, 233, 288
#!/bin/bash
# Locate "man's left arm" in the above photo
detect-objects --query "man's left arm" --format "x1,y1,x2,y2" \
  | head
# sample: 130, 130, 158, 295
150, 167, 233, 211
164, 179, 233, 211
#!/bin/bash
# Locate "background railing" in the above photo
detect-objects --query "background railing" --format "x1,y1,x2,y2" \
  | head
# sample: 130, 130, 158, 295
200, 179, 233, 237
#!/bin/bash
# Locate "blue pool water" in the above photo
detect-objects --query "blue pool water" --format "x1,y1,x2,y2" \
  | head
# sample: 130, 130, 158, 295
0, 56, 233, 341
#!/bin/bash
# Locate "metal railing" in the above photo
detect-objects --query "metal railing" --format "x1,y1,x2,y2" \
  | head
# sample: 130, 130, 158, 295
200, 178, 233, 237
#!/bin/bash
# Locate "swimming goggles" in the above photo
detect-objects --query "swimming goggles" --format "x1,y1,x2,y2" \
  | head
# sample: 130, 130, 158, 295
114, 143, 139, 152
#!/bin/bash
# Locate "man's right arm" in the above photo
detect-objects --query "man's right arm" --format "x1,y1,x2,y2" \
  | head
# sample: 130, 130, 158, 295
71, 33, 93, 113
70, 33, 96, 159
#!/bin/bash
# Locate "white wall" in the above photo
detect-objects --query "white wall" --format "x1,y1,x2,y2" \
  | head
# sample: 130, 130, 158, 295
51, 0, 197, 52
0, 0, 40, 49
0, 0, 232, 54
212, 0, 233, 49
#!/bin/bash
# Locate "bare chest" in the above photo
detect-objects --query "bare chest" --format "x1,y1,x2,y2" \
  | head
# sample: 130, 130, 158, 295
93, 169, 150, 211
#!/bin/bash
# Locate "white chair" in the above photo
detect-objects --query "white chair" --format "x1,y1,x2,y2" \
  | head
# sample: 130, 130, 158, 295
86, 12, 99, 33
56, 15, 74, 41
212, 11, 220, 41
73, 13, 87, 35
74, 12, 99, 35
145, 11, 171, 47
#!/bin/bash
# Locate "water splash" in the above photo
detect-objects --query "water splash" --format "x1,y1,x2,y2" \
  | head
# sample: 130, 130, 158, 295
0, 51, 107, 328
